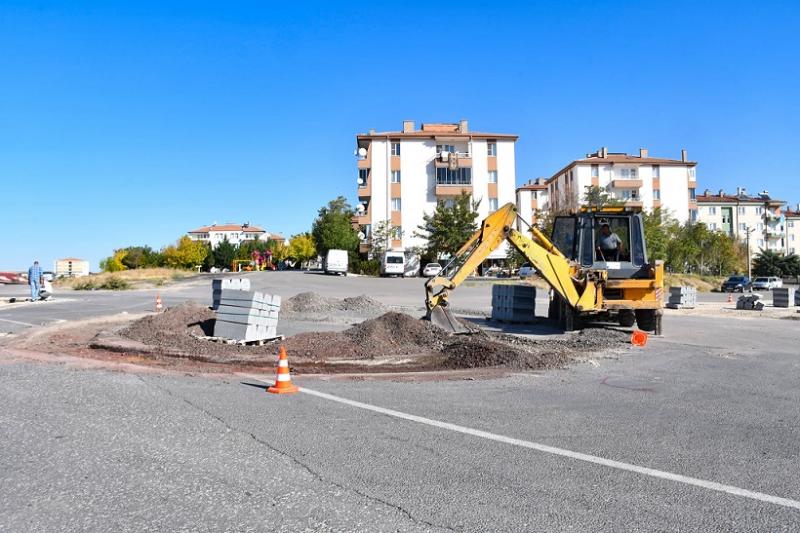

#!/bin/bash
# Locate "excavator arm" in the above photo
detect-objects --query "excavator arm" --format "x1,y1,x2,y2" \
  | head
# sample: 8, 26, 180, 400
424, 203, 601, 333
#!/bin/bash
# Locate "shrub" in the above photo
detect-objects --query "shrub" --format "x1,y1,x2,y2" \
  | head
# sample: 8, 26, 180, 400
99, 276, 130, 290
72, 279, 97, 290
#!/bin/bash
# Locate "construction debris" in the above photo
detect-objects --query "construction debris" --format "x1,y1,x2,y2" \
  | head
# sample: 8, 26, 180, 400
736, 293, 764, 311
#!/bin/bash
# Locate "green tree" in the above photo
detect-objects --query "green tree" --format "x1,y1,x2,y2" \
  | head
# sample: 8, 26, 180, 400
782, 253, 800, 277
212, 237, 238, 269
288, 233, 317, 264
582, 185, 621, 210
119, 245, 161, 269
311, 196, 360, 255
369, 219, 399, 257
752, 249, 798, 277
414, 193, 480, 258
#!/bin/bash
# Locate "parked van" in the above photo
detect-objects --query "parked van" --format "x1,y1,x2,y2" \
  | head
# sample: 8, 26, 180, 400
381, 251, 405, 277
324, 249, 348, 275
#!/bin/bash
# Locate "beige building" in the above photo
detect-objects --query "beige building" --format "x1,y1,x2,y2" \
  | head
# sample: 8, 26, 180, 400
54, 258, 90, 277
540, 147, 698, 223
515, 178, 549, 230
784, 205, 800, 255
354, 120, 517, 258
188, 223, 285, 248
696, 188, 786, 257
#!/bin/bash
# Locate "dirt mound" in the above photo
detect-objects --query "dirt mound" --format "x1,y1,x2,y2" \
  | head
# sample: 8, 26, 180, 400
282, 292, 387, 317
344, 312, 446, 356
121, 302, 215, 345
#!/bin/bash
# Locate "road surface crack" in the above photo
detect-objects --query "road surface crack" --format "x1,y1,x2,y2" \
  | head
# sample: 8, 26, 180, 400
137, 375, 458, 532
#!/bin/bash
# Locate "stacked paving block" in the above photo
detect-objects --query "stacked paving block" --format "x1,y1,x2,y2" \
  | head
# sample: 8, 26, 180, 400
212, 278, 252, 310
772, 287, 796, 308
736, 293, 764, 311
211, 279, 280, 342
666, 286, 697, 309
491, 284, 536, 323
796, 289, 800, 307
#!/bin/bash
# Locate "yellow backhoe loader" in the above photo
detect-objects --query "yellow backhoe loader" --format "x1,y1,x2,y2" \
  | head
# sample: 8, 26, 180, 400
424, 203, 664, 335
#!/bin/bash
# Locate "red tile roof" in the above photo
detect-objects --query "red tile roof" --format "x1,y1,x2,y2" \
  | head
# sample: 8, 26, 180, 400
546, 152, 697, 184
188, 224, 266, 233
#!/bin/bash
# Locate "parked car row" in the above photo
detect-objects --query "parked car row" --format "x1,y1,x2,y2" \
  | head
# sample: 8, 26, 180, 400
721, 275, 785, 292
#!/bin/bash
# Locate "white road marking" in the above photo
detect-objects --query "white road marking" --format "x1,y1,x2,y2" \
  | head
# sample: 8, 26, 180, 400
0, 317, 38, 327
242, 373, 800, 511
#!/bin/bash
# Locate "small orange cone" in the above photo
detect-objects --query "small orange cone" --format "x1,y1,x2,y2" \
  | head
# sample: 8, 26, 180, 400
155, 293, 163, 312
631, 330, 648, 347
727, 293, 733, 304
267, 346, 299, 394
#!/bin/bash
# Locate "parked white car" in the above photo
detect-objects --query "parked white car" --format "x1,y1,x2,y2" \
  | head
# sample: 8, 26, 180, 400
518, 264, 535, 278
422, 263, 442, 277
751, 276, 783, 290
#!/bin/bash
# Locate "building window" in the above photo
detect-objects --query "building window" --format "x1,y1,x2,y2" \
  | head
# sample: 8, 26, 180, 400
738, 206, 746, 215
652, 165, 660, 178
488, 198, 499, 211
487, 141, 497, 157
443, 198, 455, 208
436, 144, 455, 154
757, 239, 764, 247
708, 206, 717, 215
739, 223, 747, 231
358, 168, 368, 187
392, 226, 402, 240
755, 207, 763, 215
391, 197, 401, 211
689, 188, 696, 200
391, 142, 400, 156
757, 223, 764, 231
688, 168, 696, 179
789, 221, 795, 228
591, 165, 599, 178
690, 210, 698, 222
436, 167, 472, 185
488, 170, 498, 183
653, 189, 661, 200
620, 168, 637, 179
709, 223, 717, 230
391, 170, 401, 183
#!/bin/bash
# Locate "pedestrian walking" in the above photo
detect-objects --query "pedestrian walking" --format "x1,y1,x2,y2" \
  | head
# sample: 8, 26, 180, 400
28, 260, 44, 301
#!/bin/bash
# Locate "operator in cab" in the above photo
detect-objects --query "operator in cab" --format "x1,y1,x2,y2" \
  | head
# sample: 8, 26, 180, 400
597, 223, 624, 261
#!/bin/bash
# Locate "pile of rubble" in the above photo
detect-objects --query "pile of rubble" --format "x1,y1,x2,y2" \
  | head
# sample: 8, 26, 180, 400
736, 293, 765, 311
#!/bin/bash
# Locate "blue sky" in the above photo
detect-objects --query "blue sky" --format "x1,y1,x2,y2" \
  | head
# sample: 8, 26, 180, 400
1, 0, 798, 270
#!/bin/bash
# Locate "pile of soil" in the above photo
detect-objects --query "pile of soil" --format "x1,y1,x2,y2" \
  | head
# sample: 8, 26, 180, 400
282, 292, 387, 317
110, 303, 628, 372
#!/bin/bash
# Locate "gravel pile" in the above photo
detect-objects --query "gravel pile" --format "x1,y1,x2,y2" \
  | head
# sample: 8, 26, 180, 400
281, 292, 387, 318
120, 302, 216, 345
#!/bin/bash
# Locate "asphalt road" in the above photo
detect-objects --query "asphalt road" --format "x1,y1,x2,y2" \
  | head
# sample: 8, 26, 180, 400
1, 273, 800, 531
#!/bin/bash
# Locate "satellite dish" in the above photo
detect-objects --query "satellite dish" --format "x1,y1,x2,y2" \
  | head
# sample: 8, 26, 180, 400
358, 147, 367, 157
357, 178, 364, 185
356, 204, 366, 212
358, 232, 366, 239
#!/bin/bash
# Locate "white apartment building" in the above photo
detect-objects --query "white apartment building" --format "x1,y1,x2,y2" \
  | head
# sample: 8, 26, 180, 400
696, 188, 786, 257
188, 223, 284, 248
354, 120, 517, 258
785, 205, 800, 255
541, 147, 698, 223
515, 178, 549, 230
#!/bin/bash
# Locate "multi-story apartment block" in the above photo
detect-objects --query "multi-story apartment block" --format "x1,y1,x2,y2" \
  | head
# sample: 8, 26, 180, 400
188, 223, 284, 248
354, 120, 517, 257
696, 188, 786, 257
785, 205, 800, 255
541, 147, 698, 223
515, 178, 549, 230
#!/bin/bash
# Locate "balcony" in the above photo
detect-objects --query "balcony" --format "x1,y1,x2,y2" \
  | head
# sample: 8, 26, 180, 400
611, 179, 643, 189
434, 152, 472, 168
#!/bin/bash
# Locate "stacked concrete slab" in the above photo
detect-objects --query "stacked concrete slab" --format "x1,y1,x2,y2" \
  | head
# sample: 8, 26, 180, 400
772, 287, 796, 308
736, 293, 764, 311
666, 286, 697, 309
211, 279, 280, 342
491, 284, 536, 323
212, 278, 251, 310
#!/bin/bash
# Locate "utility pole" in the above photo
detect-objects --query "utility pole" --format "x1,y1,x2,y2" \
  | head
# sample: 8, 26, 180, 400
745, 225, 755, 280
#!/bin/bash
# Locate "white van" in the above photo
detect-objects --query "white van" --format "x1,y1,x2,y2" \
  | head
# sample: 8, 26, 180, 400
324, 249, 348, 275
381, 251, 405, 277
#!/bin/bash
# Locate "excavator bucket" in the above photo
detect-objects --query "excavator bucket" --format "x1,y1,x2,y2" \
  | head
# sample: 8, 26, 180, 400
425, 305, 471, 335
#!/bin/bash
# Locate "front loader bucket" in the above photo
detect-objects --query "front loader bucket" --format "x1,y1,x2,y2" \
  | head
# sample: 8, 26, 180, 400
425, 305, 471, 335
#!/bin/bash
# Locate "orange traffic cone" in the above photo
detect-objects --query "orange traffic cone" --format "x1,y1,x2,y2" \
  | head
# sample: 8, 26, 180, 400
155, 293, 163, 312
267, 346, 299, 394
727, 293, 733, 304
631, 330, 648, 347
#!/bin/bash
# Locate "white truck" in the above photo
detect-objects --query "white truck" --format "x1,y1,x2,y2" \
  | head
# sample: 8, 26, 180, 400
324, 249, 348, 275
380, 251, 405, 277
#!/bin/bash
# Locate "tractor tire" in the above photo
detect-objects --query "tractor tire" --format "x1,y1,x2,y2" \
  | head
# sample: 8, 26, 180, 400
548, 293, 560, 321
635, 309, 657, 332
618, 310, 636, 327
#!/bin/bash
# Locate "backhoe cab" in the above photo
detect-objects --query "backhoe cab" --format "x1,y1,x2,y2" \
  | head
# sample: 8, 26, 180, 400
424, 203, 663, 335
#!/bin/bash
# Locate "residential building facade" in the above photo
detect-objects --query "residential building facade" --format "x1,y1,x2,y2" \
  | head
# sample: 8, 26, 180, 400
785, 206, 800, 255
696, 188, 786, 257
354, 120, 517, 258
515, 178, 549, 230
54, 258, 90, 277
541, 147, 698, 223
188, 223, 280, 248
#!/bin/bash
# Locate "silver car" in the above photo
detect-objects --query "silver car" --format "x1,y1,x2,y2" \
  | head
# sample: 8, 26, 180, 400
422, 263, 443, 277
751, 276, 783, 290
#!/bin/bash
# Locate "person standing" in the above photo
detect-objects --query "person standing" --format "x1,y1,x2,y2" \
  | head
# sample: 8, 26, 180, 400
28, 260, 44, 301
